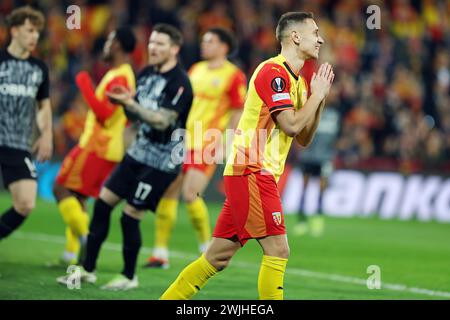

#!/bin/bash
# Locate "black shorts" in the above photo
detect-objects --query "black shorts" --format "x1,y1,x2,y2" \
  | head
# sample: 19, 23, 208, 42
299, 161, 322, 177
0, 146, 37, 188
105, 154, 178, 212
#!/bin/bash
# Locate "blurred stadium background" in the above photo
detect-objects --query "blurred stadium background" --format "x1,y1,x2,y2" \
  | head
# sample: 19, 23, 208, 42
1, 0, 450, 299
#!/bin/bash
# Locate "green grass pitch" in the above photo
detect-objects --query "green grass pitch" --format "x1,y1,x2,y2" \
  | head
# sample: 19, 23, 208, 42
1, 192, 450, 300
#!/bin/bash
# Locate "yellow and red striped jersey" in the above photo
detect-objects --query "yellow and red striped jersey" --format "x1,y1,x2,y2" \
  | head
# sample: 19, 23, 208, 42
186, 60, 247, 150
224, 54, 308, 181
78, 63, 135, 162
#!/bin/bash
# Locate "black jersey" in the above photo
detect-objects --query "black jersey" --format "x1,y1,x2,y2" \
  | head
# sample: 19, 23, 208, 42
127, 63, 193, 174
0, 50, 49, 152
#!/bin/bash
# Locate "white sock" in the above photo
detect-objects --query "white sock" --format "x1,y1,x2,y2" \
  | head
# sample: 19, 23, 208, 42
153, 247, 169, 261
199, 242, 210, 254
62, 251, 77, 262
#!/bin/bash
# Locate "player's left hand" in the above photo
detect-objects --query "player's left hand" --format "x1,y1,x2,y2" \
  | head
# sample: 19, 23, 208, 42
33, 132, 53, 162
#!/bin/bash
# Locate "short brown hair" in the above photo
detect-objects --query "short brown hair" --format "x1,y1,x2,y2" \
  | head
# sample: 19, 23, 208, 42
276, 12, 314, 42
153, 23, 183, 47
6, 6, 45, 32
207, 27, 237, 55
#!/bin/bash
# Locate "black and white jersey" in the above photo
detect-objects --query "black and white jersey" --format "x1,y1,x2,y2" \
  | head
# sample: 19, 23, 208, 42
0, 50, 49, 152
127, 63, 193, 174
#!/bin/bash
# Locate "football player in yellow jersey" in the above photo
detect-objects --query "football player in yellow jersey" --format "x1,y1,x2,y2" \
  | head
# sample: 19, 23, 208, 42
145, 28, 247, 268
51, 27, 136, 267
161, 12, 334, 300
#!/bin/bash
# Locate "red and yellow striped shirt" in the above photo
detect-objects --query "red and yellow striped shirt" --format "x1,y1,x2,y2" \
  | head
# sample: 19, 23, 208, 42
224, 54, 308, 181
186, 60, 247, 150
78, 63, 135, 162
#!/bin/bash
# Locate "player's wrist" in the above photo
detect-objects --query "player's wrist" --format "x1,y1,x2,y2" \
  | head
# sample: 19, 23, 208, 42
124, 100, 143, 121
125, 99, 138, 111
41, 132, 53, 143
310, 92, 326, 102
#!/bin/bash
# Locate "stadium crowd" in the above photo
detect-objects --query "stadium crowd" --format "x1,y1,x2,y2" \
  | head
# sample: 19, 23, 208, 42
0, 0, 449, 173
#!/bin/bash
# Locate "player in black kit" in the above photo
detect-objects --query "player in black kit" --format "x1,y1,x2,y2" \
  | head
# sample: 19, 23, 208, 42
0, 6, 53, 241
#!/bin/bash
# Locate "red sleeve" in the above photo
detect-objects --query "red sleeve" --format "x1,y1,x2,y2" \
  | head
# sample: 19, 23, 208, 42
75, 72, 128, 123
105, 75, 130, 93
253, 63, 294, 114
227, 70, 247, 109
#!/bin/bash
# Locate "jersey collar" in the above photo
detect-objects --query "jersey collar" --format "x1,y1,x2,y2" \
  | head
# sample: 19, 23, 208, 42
278, 54, 299, 81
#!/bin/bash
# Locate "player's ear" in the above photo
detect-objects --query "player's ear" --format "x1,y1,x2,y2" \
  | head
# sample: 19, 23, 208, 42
10, 26, 18, 38
291, 30, 301, 46
221, 42, 230, 56
171, 44, 180, 56
111, 39, 121, 52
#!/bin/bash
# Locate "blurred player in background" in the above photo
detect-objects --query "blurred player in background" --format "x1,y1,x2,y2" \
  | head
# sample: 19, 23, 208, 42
57, 24, 193, 290
161, 12, 334, 300
0, 6, 52, 241
293, 103, 340, 237
145, 27, 247, 269
51, 27, 136, 266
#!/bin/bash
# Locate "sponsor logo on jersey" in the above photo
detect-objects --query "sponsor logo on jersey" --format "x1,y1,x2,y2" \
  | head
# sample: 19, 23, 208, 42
271, 93, 290, 102
0, 83, 38, 97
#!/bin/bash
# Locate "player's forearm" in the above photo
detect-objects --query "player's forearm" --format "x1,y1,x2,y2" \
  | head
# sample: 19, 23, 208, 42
80, 86, 114, 122
296, 99, 326, 146
228, 110, 242, 130
278, 93, 324, 137
126, 100, 172, 130
37, 100, 53, 138
87, 97, 115, 122
76, 72, 114, 122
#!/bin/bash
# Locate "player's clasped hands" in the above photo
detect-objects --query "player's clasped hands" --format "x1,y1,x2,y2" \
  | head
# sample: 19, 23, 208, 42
310, 62, 334, 101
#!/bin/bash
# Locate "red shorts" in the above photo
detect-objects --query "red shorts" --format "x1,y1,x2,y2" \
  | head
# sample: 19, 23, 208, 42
213, 171, 286, 246
182, 149, 216, 178
55, 145, 117, 198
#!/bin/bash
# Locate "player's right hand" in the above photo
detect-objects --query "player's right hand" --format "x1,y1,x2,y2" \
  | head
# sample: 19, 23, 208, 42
310, 62, 334, 101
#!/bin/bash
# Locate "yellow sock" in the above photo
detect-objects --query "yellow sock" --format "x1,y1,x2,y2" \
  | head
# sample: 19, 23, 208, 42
187, 198, 211, 246
258, 255, 288, 300
155, 198, 178, 249
65, 226, 80, 255
58, 196, 89, 238
160, 254, 217, 300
